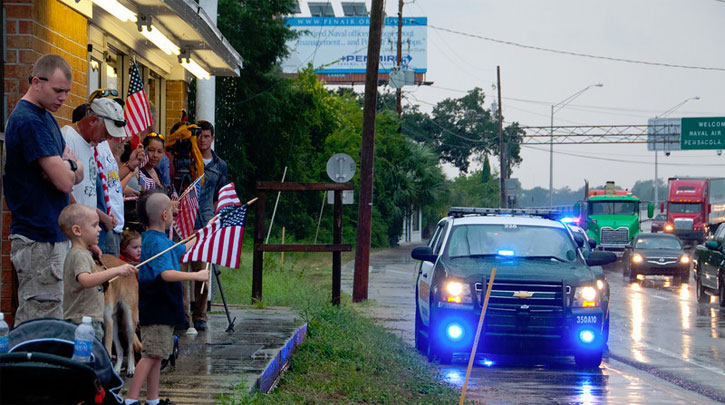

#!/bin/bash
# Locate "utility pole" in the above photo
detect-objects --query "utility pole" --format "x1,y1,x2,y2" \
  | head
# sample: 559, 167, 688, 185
497, 66, 505, 208
353, 0, 385, 302
395, 0, 403, 119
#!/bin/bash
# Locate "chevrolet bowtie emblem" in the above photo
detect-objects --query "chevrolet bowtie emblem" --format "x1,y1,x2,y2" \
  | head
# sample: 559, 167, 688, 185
513, 291, 534, 299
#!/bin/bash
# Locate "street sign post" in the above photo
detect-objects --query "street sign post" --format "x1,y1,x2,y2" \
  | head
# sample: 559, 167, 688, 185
680, 117, 725, 150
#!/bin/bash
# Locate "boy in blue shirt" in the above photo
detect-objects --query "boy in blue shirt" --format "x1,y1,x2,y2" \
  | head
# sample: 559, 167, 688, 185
125, 191, 208, 405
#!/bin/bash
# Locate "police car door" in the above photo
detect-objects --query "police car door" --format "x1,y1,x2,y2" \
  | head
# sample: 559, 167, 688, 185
418, 220, 449, 326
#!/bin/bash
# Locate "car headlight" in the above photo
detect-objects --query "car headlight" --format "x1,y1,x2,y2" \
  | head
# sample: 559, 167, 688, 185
442, 280, 472, 304
632, 254, 643, 264
573, 286, 599, 307
680, 255, 690, 264
596, 279, 605, 290
664, 224, 673, 232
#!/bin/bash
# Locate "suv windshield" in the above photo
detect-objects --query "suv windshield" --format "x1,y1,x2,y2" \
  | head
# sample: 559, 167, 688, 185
445, 224, 577, 262
633, 237, 682, 250
654, 214, 666, 221
589, 201, 638, 215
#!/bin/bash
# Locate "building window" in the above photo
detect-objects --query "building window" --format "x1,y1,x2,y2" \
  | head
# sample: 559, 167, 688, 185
309, 2, 334, 16
88, 58, 101, 96
342, 2, 367, 16
105, 47, 122, 92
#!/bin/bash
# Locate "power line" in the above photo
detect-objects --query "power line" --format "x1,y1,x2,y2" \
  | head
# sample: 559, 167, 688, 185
522, 145, 725, 166
426, 24, 725, 72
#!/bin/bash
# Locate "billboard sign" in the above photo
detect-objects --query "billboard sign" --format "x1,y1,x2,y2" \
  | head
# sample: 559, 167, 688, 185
680, 117, 725, 150
281, 17, 427, 75
647, 117, 681, 151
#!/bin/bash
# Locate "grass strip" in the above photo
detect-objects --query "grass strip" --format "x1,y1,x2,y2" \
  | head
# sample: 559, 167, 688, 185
215, 250, 461, 404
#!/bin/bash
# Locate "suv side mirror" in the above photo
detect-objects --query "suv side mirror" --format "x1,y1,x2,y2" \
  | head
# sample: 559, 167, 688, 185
586, 251, 617, 266
706, 240, 719, 250
573, 233, 585, 248
588, 238, 596, 249
411, 246, 438, 263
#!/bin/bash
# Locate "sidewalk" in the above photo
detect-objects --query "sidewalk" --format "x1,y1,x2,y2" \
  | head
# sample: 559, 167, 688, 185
120, 305, 307, 404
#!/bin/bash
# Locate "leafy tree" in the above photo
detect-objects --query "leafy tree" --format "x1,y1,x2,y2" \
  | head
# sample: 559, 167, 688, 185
448, 170, 500, 208
481, 155, 491, 183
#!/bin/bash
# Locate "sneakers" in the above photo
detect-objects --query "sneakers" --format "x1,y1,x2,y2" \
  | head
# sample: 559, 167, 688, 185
193, 320, 207, 331
158, 399, 176, 405
173, 320, 189, 332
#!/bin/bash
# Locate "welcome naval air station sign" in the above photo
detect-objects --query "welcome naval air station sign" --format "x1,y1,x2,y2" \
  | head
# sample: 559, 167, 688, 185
681, 117, 725, 150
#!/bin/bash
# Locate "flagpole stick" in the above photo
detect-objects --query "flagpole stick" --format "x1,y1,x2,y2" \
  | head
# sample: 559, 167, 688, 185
459, 267, 497, 405
110, 197, 258, 284
177, 174, 204, 201
200, 262, 211, 294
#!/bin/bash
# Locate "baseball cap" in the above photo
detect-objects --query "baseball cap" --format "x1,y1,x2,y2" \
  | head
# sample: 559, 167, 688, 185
90, 98, 126, 138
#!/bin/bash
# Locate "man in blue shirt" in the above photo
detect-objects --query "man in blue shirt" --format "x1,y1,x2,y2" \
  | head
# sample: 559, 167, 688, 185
3, 54, 83, 325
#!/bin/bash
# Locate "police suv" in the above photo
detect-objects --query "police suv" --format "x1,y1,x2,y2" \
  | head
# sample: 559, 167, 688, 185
412, 208, 617, 368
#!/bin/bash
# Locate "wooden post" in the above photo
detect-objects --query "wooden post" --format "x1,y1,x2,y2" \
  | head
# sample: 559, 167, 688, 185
354, 0, 385, 303
252, 191, 266, 303
280, 227, 285, 272
332, 190, 342, 305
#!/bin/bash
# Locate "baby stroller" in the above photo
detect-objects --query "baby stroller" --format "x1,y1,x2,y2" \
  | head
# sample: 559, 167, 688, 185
0, 318, 124, 404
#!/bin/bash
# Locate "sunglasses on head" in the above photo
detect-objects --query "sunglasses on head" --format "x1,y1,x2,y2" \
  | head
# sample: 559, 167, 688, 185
147, 132, 165, 140
93, 112, 126, 128
89, 88, 119, 102
28, 76, 49, 84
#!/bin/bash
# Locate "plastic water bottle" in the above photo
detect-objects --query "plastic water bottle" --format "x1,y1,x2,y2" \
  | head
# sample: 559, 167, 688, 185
0, 312, 9, 353
71, 316, 94, 363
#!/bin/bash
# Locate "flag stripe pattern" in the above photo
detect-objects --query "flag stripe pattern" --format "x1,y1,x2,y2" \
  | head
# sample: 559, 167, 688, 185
173, 176, 203, 239
138, 170, 154, 190
182, 183, 246, 268
124, 62, 152, 138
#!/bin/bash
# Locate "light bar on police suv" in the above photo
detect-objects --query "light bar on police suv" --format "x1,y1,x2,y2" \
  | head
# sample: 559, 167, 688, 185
448, 207, 574, 220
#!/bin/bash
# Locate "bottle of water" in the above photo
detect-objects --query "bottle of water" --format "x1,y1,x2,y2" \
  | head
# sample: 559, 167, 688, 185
71, 316, 94, 363
0, 312, 9, 353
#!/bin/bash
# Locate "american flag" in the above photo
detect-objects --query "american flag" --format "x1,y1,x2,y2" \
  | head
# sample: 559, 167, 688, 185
173, 175, 203, 239
124, 62, 152, 138
182, 183, 246, 268
138, 170, 154, 190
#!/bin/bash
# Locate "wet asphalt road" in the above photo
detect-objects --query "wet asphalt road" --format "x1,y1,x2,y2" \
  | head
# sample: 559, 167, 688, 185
342, 244, 725, 404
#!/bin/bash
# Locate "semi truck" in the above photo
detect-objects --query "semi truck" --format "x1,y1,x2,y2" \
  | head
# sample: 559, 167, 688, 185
577, 181, 653, 254
665, 178, 725, 244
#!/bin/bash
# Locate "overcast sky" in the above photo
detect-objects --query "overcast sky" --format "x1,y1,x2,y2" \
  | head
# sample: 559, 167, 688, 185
375, 0, 725, 191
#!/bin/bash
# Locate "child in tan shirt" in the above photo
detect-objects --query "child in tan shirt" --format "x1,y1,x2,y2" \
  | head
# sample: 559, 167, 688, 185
59, 204, 136, 341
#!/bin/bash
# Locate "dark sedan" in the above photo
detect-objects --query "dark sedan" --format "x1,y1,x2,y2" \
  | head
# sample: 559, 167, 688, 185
622, 233, 690, 283
651, 213, 666, 233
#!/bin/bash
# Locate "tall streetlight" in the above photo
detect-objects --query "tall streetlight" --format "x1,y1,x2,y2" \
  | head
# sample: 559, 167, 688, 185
549, 83, 604, 206
653, 96, 700, 212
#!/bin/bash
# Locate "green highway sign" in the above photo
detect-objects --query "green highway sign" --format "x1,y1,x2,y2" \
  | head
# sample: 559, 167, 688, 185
681, 117, 725, 150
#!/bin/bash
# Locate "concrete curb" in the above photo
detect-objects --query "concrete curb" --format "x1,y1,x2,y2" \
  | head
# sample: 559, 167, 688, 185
252, 322, 308, 394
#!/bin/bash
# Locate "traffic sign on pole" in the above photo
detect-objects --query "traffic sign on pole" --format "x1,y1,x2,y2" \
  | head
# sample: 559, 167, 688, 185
680, 117, 725, 150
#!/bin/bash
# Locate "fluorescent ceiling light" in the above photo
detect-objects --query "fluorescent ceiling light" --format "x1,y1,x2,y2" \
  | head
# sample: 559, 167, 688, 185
92, 0, 137, 23
140, 25, 180, 56
181, 58, 211, 80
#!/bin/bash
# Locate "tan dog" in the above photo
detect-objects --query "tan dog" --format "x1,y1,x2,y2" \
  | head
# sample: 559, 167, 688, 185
97, 254, 142, 377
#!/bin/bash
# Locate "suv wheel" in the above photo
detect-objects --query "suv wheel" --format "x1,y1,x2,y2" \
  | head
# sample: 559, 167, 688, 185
697, 276, 710, 303
414, 303, 428, 354
426, 310, 453, 364
574, 350, 603, 369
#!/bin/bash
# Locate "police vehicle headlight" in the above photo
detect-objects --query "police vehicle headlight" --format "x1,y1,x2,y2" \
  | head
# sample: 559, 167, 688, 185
680, 255, 690, 264
573, 286, 598, 307
631, 254, 643, 264
442, 280, 472, 304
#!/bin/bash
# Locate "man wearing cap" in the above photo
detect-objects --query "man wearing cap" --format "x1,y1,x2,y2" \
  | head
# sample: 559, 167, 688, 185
62, 98, 128, 245
91, 97, 138, 256
4, 54, 82, 324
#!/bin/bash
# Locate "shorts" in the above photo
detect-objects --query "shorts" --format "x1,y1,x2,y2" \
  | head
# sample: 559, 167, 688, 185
10, 234, 69, 325
140, 324, 174, 359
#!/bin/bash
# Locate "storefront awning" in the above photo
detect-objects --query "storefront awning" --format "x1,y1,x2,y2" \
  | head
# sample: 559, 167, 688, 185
86, 0, 243, 79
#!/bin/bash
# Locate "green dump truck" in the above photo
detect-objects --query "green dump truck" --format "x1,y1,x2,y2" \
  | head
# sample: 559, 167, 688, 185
578, 182, 654, 254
